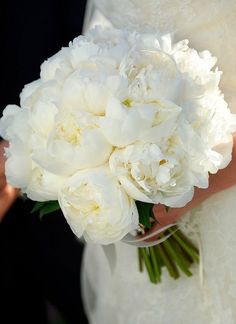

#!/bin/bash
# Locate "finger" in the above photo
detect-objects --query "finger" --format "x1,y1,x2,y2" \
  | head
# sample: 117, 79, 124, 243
0, 174, 7, 191
141, 221, 168, 242
153, 204, 182, 225
141, 205, 179, 243
0, 140, 8, 175
0, 185, 19, 222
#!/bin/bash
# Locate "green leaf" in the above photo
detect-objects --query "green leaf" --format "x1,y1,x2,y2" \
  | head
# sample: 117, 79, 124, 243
31, 201, 47, 214
31, 201, 61, 220
136, 201, 154, 229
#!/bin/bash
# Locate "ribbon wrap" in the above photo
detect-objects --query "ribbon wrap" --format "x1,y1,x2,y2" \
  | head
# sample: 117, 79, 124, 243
102, 223, 177, 274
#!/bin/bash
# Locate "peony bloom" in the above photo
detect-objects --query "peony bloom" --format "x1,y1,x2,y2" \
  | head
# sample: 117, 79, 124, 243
109, 142, 194, 207
58, 167, 138, 244
33, 109, 112, 176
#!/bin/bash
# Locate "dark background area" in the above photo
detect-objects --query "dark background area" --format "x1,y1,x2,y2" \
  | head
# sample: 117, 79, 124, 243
0, 1, 89, 323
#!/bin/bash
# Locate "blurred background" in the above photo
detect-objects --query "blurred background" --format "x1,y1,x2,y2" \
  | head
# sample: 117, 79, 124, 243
1, 1, 89, 323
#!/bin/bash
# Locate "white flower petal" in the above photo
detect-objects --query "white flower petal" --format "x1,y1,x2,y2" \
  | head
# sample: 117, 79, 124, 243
58, 167, 139, 244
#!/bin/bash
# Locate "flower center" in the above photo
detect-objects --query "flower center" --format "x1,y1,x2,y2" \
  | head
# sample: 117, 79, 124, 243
122, 98, 133, 108
55, 120, 81, 145
67, 183, 102, 220
129, 158, 176, 193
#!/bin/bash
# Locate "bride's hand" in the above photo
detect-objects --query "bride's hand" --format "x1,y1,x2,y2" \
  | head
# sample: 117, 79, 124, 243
0, 140, 19, 222
152, 204, 188, 228
144, 202, 194, 242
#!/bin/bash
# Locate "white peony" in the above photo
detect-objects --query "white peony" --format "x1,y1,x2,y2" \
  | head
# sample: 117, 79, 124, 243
58, 167, 138, 244
0, 104, 30, 143
0, 104, 66, 199
60, 58, 124, 116
20, 79, 42, 109
4, 145, 32, 189
0, 105, 32, 188
120, 48, 183, 103
33, 109, 112, 176
99, 97, 182, 147
40, 48, 72, 83
24, 164, 66, 202
109, 142, 194, 207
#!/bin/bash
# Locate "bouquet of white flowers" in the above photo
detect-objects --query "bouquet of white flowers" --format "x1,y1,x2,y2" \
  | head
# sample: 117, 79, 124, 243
1, 27, 235, 283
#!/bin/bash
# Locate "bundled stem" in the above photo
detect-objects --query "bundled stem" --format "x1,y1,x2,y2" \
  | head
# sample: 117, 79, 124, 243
138, 226, 199, 284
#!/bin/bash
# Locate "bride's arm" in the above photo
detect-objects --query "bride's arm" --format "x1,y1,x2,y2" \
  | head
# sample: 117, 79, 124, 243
152, 134, 236, 227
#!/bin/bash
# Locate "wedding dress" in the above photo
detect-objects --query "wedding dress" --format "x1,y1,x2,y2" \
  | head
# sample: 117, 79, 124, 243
82, 1, 236, 323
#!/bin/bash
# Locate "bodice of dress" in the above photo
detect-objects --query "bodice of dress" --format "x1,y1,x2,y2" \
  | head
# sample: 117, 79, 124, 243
86, 0, 236, 112
93, 0, 233, 34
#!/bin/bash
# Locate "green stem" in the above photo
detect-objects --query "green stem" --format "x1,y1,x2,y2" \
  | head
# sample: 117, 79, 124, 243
170, 230, 199, 264
172, 227, 199, 254
163, 238, 192, 277
169, 236, 193, 268
157, 244, 180, 279
149, 247, 161, 283
154, 246, 163, 272
139, 248, 157, 284
138, 248, 143, 272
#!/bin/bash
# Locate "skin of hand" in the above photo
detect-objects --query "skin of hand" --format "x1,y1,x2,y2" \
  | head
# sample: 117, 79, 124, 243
0, 140, 19, 222
0, 140, 7, 191
148, 134, 236, 238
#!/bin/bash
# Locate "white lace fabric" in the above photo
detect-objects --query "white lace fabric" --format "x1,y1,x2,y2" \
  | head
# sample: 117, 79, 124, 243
82, 1, 236, 323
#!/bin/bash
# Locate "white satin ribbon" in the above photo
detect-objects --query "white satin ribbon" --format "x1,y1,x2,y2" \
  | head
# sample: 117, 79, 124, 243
102, 244, 117, 274
102, 223, 177, 274
122, 223, 176, 247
